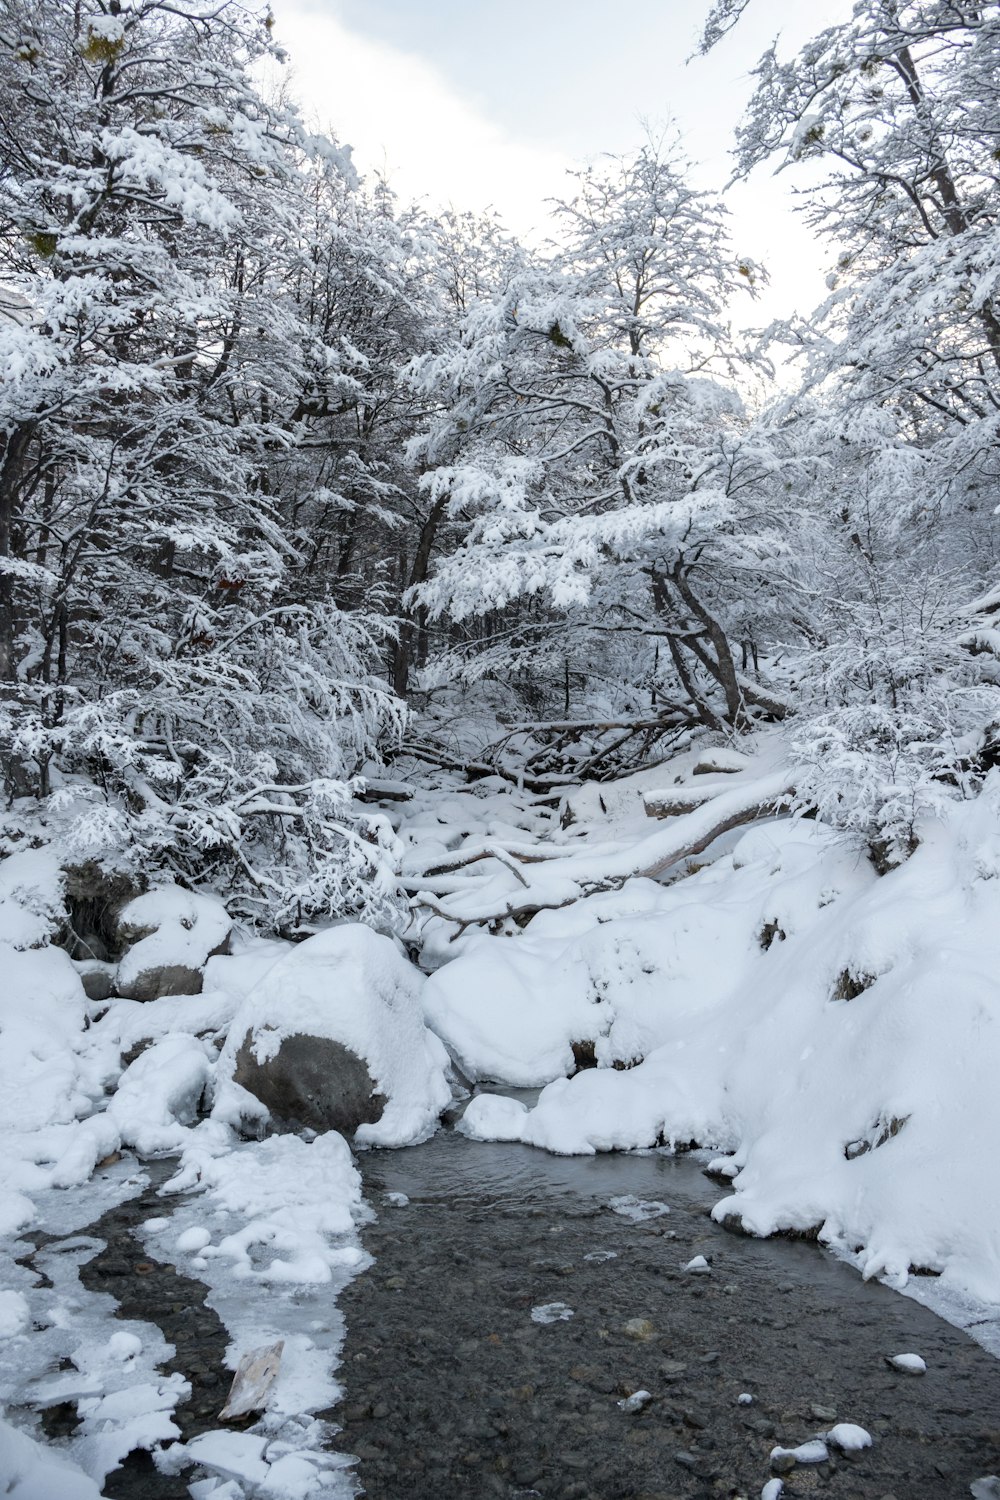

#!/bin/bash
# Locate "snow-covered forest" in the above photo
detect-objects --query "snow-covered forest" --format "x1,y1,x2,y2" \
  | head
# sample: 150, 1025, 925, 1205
3, 0, 1000, 1496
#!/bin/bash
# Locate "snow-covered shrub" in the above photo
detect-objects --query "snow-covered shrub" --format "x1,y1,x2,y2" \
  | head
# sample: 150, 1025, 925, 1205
3, 604, 406, 930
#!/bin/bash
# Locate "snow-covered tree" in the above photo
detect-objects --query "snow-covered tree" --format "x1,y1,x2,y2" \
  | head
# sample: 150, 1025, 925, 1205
0, 0, 405, 926
699, 0, 1000, 857
407, 138, 780, 751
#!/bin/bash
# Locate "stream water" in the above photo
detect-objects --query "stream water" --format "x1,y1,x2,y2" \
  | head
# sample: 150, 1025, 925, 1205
335, 1126, 1000, 1500
29, 1123, 1000, 1500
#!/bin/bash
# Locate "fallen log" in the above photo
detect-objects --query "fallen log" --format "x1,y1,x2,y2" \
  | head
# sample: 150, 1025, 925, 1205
415, 770, 795, 931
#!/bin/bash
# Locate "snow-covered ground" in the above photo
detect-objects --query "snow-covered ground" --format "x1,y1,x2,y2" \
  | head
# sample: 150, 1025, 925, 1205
3, 739, 1000, 1493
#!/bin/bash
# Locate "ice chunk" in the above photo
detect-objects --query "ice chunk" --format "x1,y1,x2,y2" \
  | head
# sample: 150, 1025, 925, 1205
183, 1431, 269, 1485
609, 1195, 670, 1222
530, 1302, 574, 1324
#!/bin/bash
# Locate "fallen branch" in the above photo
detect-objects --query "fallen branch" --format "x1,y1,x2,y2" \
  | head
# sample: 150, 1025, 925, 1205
414, 770, 795, 930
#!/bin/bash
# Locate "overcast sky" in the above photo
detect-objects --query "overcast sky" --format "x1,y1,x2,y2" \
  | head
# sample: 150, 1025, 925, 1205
269, 0, 852, 329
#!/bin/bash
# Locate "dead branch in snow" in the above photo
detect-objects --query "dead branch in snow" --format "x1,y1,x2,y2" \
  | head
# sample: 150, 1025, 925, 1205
412, 770, 796, 933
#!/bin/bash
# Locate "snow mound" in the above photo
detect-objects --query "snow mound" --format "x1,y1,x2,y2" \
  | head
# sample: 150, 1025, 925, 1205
423, 932, 599, 1086
117, 886, 232, 1000
217, 924, 452, 1147
0, 1410, 103, 1499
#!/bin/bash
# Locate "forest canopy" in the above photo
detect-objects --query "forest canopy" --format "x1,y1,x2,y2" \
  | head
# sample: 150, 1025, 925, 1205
1, 0, 999, 920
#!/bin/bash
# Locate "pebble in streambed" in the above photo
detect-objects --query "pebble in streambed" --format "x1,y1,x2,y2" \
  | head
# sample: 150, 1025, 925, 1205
335, 1129, 1000, 1500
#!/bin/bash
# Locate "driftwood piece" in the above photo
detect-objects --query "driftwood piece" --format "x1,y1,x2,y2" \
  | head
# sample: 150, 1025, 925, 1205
220, 1341, 284, 1420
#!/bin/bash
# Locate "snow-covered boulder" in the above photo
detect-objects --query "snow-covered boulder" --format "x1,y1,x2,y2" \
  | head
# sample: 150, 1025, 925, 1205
217, 924, 452, 1147
116, 887, 232, 1001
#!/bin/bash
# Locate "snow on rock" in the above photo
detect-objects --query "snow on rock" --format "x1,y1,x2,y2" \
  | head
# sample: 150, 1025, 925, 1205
116, 886, 233, 1001
217, 924, 451, 1147
683, 1255, 712, 1274
761, 1482, 784, 1500
825, 1422, 873, 1451
203, 936, 292, 1002
887, 1351, 927, 1374
106, 1033, 213, 1156
618, 1389, 653, 1412
423, 931, 599, 1086
448, 784, 1000, 1304
770, 1439, 829, 1467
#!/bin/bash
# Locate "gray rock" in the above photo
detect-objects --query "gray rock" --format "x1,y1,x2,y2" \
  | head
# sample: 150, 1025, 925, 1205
233, 1029, 387, 1136
115, 887, 232, 1000
75, 959, 116, 1001
117, 960, 213, 1002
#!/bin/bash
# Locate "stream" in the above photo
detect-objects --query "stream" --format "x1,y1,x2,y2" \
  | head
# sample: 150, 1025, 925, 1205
27, 1120, 1000, 1500
335, 1126, 1000, 1500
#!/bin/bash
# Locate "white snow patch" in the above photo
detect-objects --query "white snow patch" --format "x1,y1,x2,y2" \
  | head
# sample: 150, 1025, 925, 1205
0, 1291, 30, 1337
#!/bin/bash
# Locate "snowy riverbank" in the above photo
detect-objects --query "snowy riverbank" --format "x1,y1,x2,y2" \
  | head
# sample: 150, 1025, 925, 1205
2, 744, 1000, 1494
